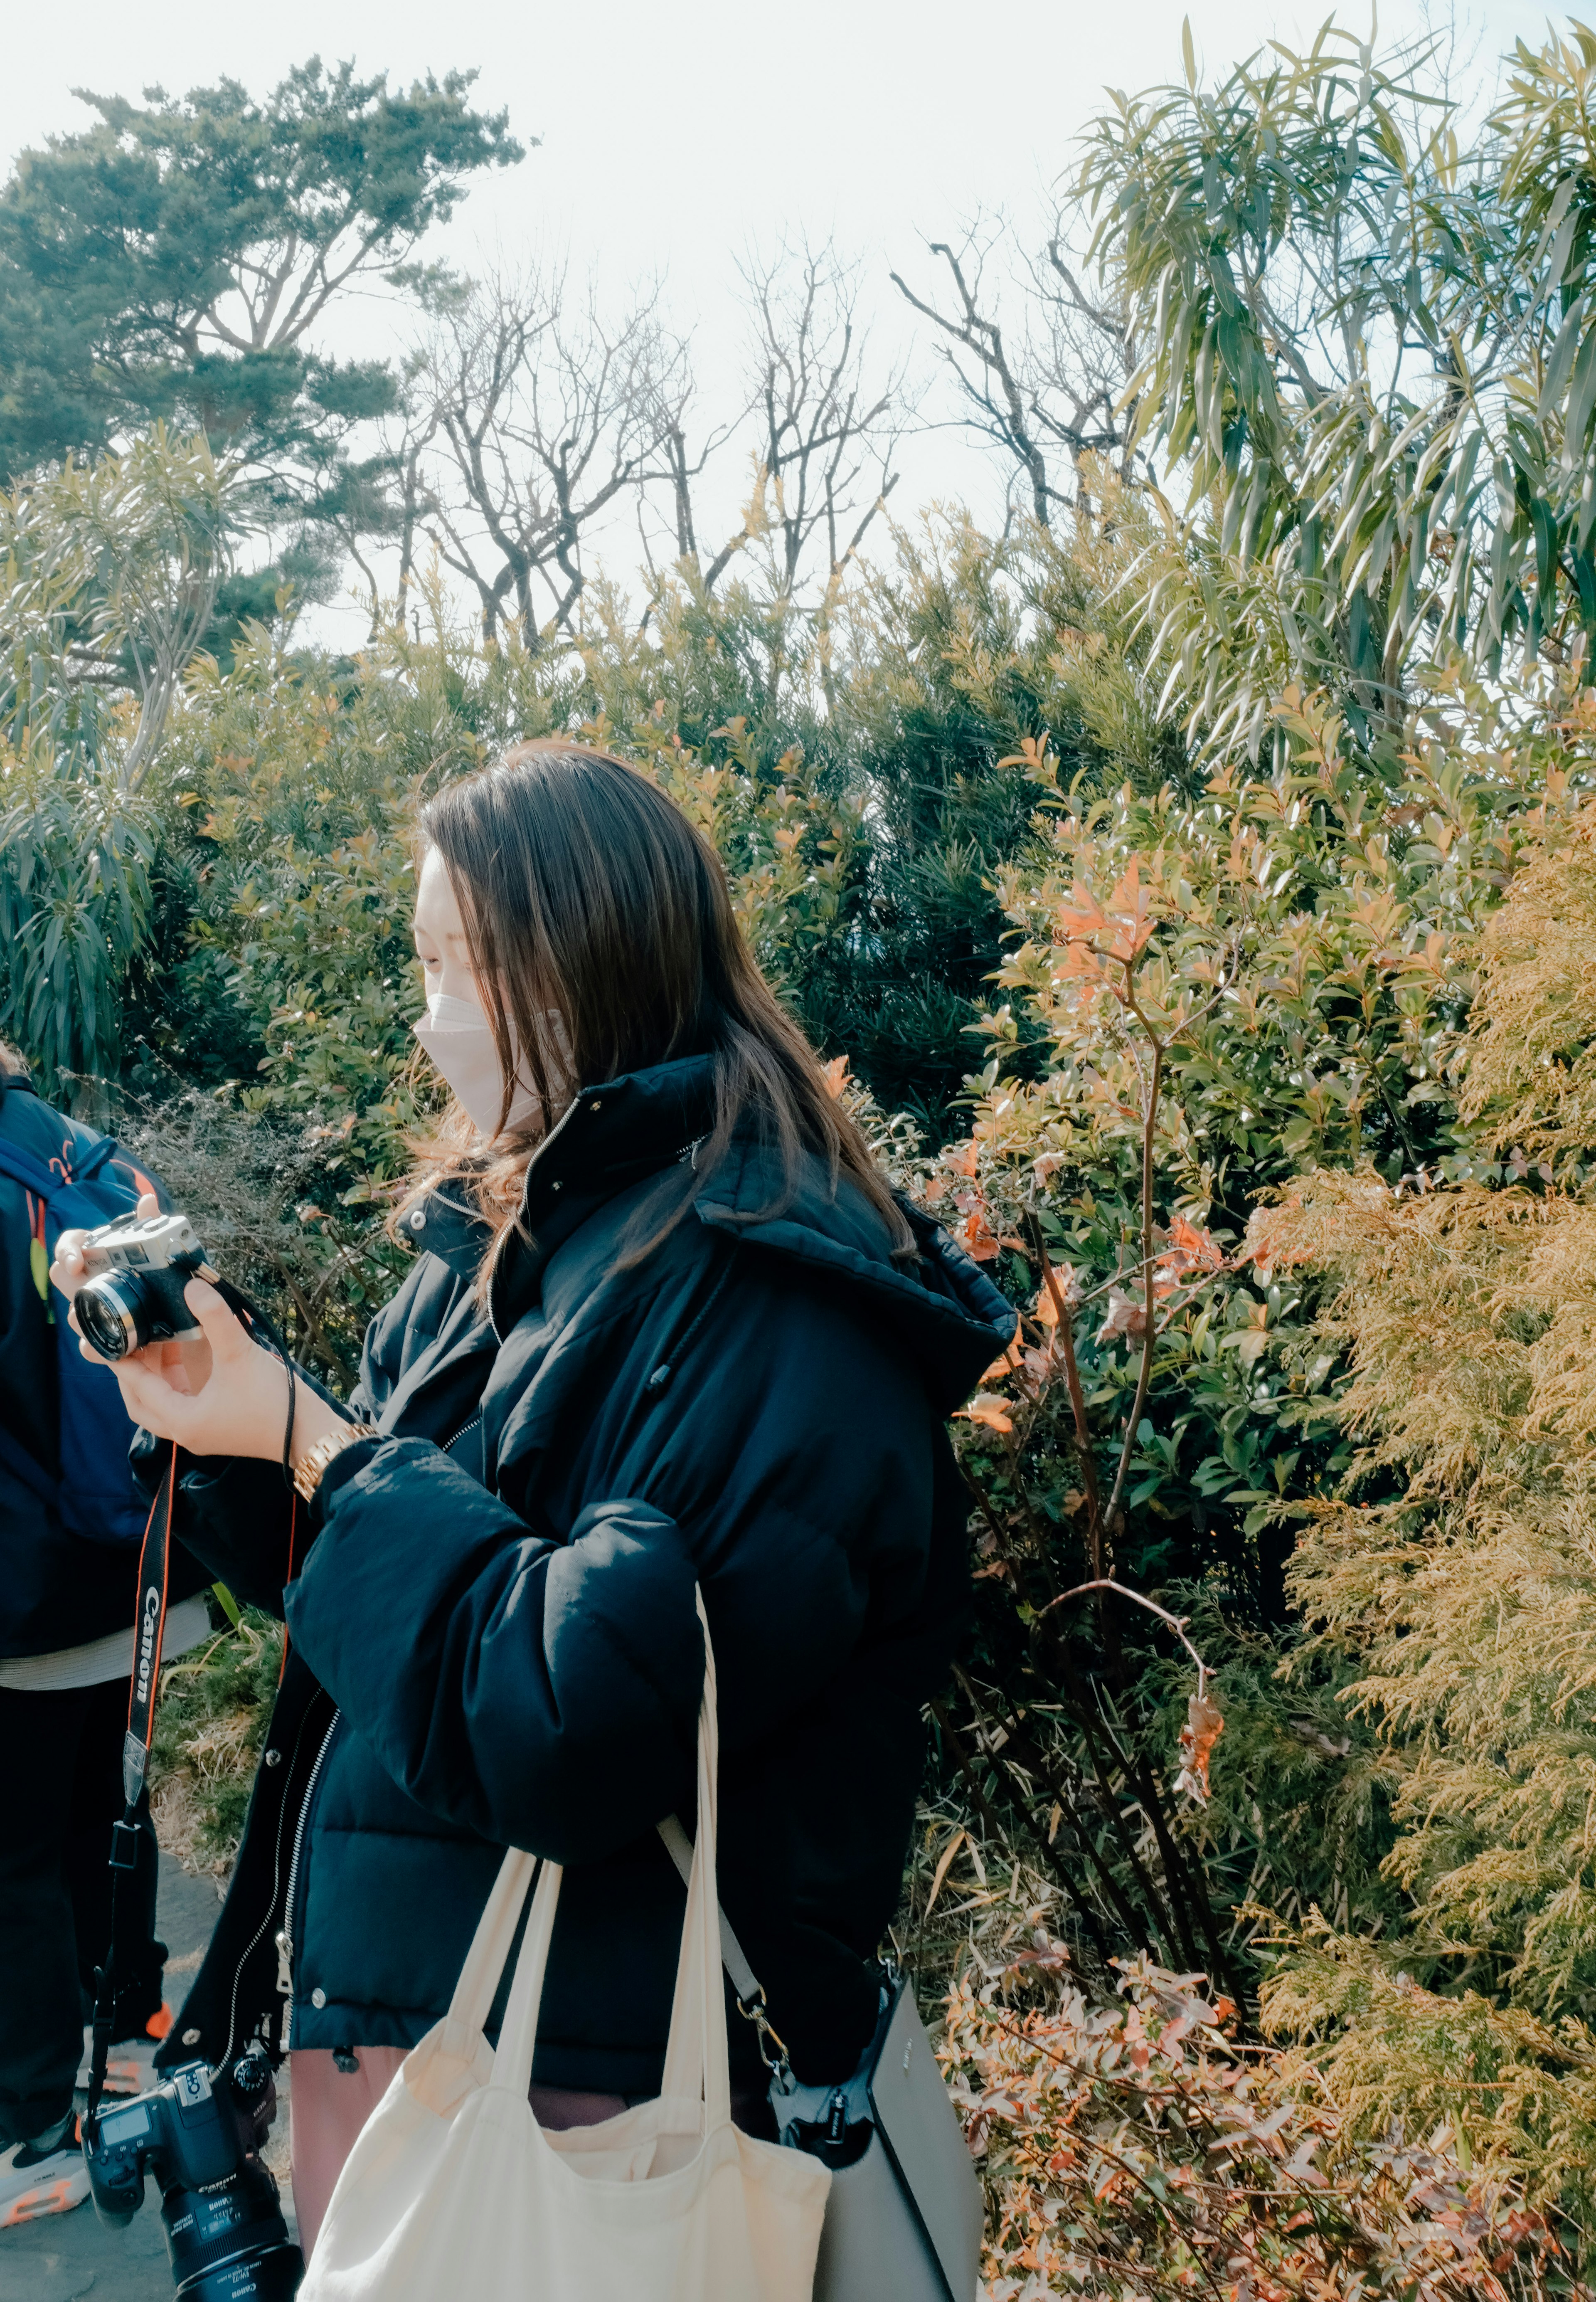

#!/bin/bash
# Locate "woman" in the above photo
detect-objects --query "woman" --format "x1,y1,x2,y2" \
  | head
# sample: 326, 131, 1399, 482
54, 741, 1012, 2253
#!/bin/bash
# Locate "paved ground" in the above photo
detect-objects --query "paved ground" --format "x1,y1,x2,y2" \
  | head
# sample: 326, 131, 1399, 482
0, 1855, 298, 2302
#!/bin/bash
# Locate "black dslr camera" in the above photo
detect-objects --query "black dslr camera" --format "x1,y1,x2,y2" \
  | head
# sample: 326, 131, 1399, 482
74, 1209, 219, 1362
84, 2048, 303, 2299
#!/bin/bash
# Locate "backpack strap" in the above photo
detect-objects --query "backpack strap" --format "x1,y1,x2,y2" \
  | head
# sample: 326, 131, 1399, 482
0, 1132, 126, 1231
0, 1134, 57, 1195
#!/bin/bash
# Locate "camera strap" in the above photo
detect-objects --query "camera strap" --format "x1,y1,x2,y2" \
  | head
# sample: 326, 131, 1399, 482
86, 1440, 177, 2130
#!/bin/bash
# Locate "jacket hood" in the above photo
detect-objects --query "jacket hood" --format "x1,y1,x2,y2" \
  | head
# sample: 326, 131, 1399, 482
507, 1053, 1015, 1417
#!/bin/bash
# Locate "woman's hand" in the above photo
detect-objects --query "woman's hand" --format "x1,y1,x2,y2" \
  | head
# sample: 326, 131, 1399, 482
54, 1203, 354, 1469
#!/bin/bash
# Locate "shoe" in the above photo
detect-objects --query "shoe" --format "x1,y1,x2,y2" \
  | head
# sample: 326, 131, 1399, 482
75, 2012, 169, 2098
0, 2116, 89, 2227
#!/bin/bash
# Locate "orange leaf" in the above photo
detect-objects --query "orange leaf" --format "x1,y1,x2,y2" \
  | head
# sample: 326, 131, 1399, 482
1153, 1214, 1228, 1292
996, 730, 1055, 779
1056, 881, 1109, 941
1175, 1692, 1224, 1804
1052, 941, 1107, 983
980, 1318, 1024, 1382
960, 1392, 1015, 1434
959, 1207, 1002, 1263
1105, 855, 1156, 958
821, 1054, 850, 1099
1032, 1266, 1080, 1327
922, 1826, 968, 1918
1167, 1213, 1225, 1271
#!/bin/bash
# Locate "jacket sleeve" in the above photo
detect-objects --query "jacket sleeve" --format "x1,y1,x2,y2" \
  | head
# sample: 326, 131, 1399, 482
284, 1438, 705, 1864
131, 1434, 300, 1617
131, 1345, 358, 1620
283, 1251, 946, 1866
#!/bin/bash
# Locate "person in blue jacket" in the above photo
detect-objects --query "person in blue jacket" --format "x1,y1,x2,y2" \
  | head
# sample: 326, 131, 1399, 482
54, 740, 1013, 2254
0, 1055, 207, 2229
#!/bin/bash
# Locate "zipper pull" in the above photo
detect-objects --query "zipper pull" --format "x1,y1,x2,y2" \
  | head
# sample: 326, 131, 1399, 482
825, 2089, 847, 2149
275, 1929, 293, 1998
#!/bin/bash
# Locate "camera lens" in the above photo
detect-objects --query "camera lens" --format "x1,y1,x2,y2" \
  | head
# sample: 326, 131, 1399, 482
75, 1274, 146, 1361
172, 2237, 303, 2301
162, 2161, 303, 2300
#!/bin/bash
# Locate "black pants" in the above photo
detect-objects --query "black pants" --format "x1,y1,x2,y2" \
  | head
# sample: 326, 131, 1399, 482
0, 1677, 162, 2145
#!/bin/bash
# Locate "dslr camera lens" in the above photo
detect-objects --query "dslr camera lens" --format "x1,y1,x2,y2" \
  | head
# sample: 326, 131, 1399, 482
85, 2053, 303, 2299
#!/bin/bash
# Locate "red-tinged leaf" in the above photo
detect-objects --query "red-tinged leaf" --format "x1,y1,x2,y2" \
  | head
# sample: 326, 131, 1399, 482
1056, 881, 1109, 941
820, 1053, 850, 1098
1053, 940, 1107, 983
1003, 1941, 1072, 1979
1105, 855, 1156, 957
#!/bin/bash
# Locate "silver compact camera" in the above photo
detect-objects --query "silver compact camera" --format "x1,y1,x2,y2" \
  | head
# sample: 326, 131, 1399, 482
74, 1211, 219, 1362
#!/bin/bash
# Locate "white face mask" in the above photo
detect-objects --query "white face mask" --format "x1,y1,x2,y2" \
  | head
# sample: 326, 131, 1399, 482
413, 989, 545, 1141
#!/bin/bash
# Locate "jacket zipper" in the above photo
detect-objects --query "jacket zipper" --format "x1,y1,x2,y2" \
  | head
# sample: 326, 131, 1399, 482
445, 1410, 482, 1461
217, 1690, 325, 2069
262, 1409, 480, 2026
275, 1711, 339, 2004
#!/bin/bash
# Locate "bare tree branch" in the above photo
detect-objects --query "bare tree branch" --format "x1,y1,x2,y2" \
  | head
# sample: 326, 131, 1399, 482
894, 218, 1152, 521
894, 230, 1055, 523
707, 237, 909, 599
411, 265, 683, 643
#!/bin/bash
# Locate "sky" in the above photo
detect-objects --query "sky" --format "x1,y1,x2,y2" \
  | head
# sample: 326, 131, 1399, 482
0, 0, 1554, 644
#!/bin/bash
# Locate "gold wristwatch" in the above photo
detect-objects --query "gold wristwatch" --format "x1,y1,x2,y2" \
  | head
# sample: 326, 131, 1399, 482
292, 1424, 363, 1504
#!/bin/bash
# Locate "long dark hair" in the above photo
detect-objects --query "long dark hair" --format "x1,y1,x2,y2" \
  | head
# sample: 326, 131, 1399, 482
406, 739, 913, 1278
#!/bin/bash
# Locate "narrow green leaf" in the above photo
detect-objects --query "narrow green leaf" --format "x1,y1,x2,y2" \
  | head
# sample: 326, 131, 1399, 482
1539, 295, 1586, 427
1562, 321, 1596, 473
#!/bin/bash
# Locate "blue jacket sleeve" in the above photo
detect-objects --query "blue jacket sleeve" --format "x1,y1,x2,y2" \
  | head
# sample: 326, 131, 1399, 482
283, 1438, 704, 1864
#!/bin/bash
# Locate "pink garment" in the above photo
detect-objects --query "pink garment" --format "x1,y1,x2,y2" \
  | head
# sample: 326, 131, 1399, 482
289, 2045, 626, 2260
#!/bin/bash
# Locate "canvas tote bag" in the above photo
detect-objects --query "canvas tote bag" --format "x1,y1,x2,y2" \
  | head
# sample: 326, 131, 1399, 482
656, 1831, 984, 2302
299, 1596, 830, 2302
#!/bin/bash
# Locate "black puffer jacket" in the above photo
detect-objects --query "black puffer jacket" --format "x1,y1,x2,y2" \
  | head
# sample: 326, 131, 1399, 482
152, 1056, 1012, 2095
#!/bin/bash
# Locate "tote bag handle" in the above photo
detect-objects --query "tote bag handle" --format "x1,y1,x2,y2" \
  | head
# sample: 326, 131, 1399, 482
452, 1590, 732, 2132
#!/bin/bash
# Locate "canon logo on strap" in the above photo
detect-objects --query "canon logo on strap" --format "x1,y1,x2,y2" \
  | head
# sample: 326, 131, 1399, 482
134, 1584, 160, 1705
